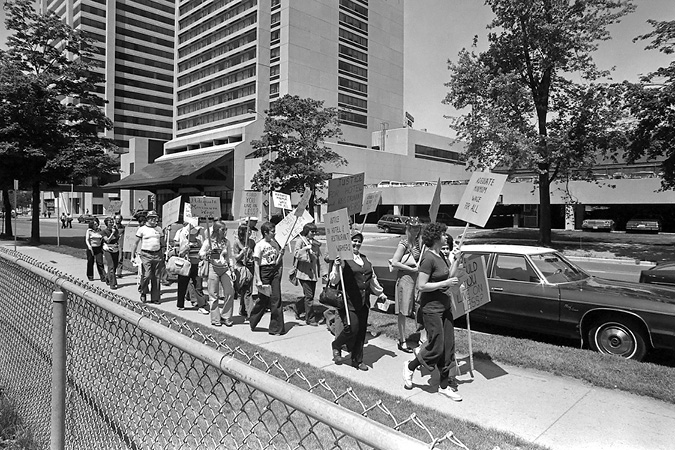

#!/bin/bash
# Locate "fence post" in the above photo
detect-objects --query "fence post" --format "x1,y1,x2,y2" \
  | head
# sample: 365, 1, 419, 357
51, 289, 66, 450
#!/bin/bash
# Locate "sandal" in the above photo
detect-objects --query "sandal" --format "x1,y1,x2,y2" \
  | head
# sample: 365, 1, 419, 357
397, 341, 413, 354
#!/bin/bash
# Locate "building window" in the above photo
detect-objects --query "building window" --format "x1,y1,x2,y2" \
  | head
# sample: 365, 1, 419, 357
338, 60, 367, 80
338, 76, 367, 95
270, 83, 279, 95
339, 44, 367, 64
339, 110, 367, 128
339, 12, 368, 35
271, 11, 280, 26
414, 144, 465, 165
338, 93, 367, 112
271, 29, 280, 44
339, 0, 368, 20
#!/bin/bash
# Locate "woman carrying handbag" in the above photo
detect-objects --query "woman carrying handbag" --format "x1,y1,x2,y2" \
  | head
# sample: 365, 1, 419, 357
174, 220, 209, 314
292, 223, 323, 326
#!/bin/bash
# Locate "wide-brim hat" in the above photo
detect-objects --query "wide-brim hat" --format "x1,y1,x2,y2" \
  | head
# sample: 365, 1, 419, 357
146, 210, 158, 218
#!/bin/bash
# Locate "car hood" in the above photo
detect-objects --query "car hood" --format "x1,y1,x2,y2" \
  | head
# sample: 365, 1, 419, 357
573, 276, 675, 305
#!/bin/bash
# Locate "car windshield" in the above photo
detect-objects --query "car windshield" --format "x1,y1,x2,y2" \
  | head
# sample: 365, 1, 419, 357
529, 252, 589, 283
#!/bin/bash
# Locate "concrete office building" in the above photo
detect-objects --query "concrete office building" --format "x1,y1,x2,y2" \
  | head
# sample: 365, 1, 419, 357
109, 0, 470, 220
41, 0, 175, 218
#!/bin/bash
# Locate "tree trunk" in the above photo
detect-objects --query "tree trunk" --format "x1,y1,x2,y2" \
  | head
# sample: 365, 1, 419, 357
30, 182, 41, 243
538, 163, 552, 246
2, 188, 12, 237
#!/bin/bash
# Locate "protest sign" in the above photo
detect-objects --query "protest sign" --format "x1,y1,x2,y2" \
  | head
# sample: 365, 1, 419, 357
295, 187, 312, 217
123, 226, 139, 252
327, 173, 365, 216
161, 196, 182, 228
240, 191, 261, 219
274, 208, 314, 248
452, 255, 491, 318
272, 191, 292, 210
361, 191, 382, 215
429, 178, 442, 223
454, 172, 508, 227
324, 208, 353, 261
189, 196, 221, 219
106, 200, 123, 214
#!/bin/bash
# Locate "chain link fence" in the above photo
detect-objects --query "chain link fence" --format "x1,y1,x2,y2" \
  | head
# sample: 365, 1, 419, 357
0, 247, 467, 449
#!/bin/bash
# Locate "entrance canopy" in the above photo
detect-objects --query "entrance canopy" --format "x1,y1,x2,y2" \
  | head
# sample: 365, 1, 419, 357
104, 149, 234, 192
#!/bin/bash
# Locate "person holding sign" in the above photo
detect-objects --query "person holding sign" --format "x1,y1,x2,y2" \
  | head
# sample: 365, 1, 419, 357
329, 231, 387, 371
174, 220, 209, 314
249, 221, 286, 335
292, 223, 323, 326
402, 223, 462, 402
199, 221, 235, 327
390, 217, 423, 353
232, 224, 255, 318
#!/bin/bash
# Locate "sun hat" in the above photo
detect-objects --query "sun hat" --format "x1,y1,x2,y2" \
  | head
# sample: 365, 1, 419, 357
405, 216, 421, 227
146, 210, 158, 218
350, 230, 364, 241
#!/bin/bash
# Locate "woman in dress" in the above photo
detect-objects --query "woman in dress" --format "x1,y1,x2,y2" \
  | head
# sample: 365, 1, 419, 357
330, 231, 388, 371
402, 222, 462, 401
389, 217, 422, 353
293, 223, 323, 326
232, 224, 255, 318
102, 217, 120, 289
199, 221, 234, 327
249, 221, 286, 335
174, 220, 209, 314
85, 218, 107, 283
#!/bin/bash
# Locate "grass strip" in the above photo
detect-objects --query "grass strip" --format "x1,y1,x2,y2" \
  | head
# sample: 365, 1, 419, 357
0, 388, 38, 450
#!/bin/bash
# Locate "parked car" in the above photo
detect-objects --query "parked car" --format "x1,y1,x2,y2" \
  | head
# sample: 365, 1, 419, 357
581, 219, 615, 232
625, 216, 661, 234
639, 263, 675, 287
376, 244, 675, 360
77, 214, 98, 224
376, 214, 409, 234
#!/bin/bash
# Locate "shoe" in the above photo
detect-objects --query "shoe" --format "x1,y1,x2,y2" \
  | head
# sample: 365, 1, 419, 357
140, 295, 147, 303
306, 321, 318, 327
177, 307, 185, 311
211, 322, 222, 327
151, 299, 160, 304
398, 342, 413, 354
318, 317, 326, 325
332, 348, 342, 364
438, 386, 462, 402
198, 308, 209, 315
110, 285, 118, 290
403, 360, 414, 390
88, 277, 94, 281
222, 319, 234, 327
353, 362, 368, 371
191, 301, 197, 307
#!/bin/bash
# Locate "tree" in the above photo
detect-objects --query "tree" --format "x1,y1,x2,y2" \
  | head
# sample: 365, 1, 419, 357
0, 0, 118, 241
623, 19, 675, 188
249, 95, 347, 216
443, 0, 635, 245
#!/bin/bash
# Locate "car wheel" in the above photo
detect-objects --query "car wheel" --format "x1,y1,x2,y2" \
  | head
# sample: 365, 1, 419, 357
382, 226, 390, 234
588, 318, 648, 361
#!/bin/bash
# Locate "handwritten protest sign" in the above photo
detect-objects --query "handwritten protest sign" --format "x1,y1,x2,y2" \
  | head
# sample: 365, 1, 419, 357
272, 191, 292, 210
106, 200, 123, 214
274, 208, 314, 248
324, 208, 353, 261
240, 190, 261, 218
161, 196, 182, 228
123, 226, 139, 252
454, 172, 508, 227
429, 178, 442, 223
361, 191, 382, 215
327, 173, 365, 216
452, 255, 491, 318
190, 196, 221, 219
295, 187, 312, 217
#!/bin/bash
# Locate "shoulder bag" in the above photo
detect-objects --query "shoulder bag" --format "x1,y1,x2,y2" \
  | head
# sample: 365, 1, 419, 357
319, 285, 343, 309
166, 255, 191, 277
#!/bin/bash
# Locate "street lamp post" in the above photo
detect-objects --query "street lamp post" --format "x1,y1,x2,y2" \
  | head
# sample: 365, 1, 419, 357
248, 108, 274, 220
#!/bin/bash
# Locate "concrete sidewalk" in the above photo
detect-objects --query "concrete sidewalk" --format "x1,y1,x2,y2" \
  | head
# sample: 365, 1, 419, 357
4, 242, 675, 450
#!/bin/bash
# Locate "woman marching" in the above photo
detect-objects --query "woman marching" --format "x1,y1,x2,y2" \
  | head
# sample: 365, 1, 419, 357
330, 231, 387, 371
389, 217, 423, 353
232, 224, 255, 318
402, 222, 462, 401
102, 217, 121, 289
85, 218, 107, 283
292, 223, 323, 326
174, 220, 209, 314
199, 221, 235, 327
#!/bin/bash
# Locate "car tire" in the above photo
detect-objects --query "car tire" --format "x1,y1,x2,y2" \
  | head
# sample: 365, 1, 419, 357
382, 226, 390, 234
588, 317, 648, 361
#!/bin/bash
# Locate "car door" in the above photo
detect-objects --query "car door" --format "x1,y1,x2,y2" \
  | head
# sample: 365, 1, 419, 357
485, 253, 561, 333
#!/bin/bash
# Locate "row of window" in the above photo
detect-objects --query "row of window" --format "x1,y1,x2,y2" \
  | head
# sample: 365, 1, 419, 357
117, 37, 174, 60
116, 63, 173, 83
339, 44, 367, 64
338, 60, 367, 81
115, 114, 173, 129
117, 12, 174, 37
338, 76, 367, 95
178, 30, 256, 72
339, 0, 368, 20
180, 0, 249, 30
116, 26, 173, 51
116, 52, 173, 72
177, 101, 255, 131
339, 27, 368, 50
339, 110, 367, 128
179, 0, 236, 18
178, 82, 255, 116
116, 76, 173, 94
338, 12, 367, 35
178, 12, 256, 58
77, 16, 105, 31
114, 101, 173, 117
78, 4, 105, 19
117, 2, 174, 26
338, 93, 367, 112
125, 0, 175, 16
179, 48, 256, 87
177, 65, 256, 102
414, 145, 465, 165
179, 0, 256, 43
114, 126, 173, 140
116, 88, 172, 106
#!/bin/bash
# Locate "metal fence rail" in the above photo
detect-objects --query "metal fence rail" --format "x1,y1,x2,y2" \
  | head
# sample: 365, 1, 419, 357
0, 247, 466, 450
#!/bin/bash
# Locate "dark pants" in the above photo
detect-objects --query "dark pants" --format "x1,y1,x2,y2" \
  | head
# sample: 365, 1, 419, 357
416, 305, 457, 389
296, 279, 317, 324
176, 261, 199, 308
235, 266, 254, 316
332, 304, 369, 366
249, 265, 284, 334
86, 246, 106, 281
104, 250, 119, 288
139, 250, 163, 303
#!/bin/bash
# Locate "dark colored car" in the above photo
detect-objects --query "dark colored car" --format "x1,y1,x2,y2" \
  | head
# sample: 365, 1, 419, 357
625, 216, 661, 234
77, 214, 98, 224
376, 244, 675, 361
581, 219, 615, 232
639, 263, 675, 287
376, 214, 409, 234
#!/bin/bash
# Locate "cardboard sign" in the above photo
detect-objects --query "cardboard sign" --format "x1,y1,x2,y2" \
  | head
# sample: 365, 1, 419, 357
241, 191, 261, 218
107, 200, 123, 214
295, 187, 312, 217
429, 178, 442, 223
361, 191, 382, 215
274, 208, 314, 248
272, 191, 292, 210
454, 172, 508, 227
190, 196, 221, 219
324, 208, 353, 261
123, 226, 139, 252
327, 173, 365, 216
453, 255, 491, 318
161, 196, 182, 228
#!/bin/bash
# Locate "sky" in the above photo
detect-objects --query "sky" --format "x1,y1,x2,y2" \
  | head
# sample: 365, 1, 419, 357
1, 0, 673, 138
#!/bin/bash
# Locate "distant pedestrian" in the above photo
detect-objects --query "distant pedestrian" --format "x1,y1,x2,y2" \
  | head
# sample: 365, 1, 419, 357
66, 213, 73, 228
132, 210, 164, 304
249, 221, 285, 335
114, 214, 125, 278
85, 218, 107, 283
60, 213, 67, 228
47, 211, 51, 218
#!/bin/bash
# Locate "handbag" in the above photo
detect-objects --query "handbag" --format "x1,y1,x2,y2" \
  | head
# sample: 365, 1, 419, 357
198, 259, 210, 278
233, 265, 253, 291
166, 256, 191, 277
319, 285, 344, 309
